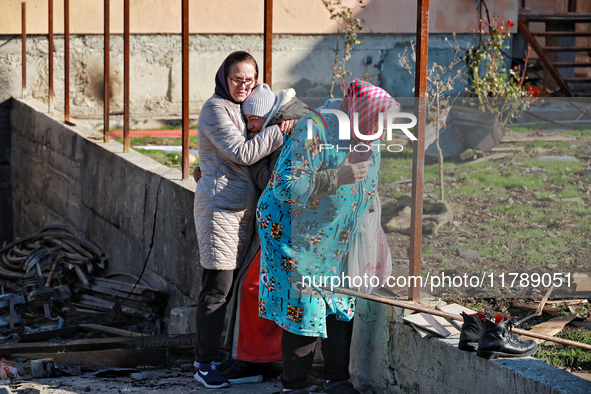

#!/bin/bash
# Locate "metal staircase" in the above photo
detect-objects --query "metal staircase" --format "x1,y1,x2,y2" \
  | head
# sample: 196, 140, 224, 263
519, 11, 591, 97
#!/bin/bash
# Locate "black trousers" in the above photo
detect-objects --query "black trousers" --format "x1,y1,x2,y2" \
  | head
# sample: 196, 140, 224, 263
281, 314, 353, 390
194, 268, 236, 364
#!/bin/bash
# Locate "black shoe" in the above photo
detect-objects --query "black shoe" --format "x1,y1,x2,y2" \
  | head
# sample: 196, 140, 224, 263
323, 380, 362, 394
476, 314, 538, 360
458, 311, 484, 352
217, 353, 236, 374
222, 360, 264, 384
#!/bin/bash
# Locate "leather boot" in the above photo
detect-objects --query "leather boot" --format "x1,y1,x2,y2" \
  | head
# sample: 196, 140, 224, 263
458, 311, 483, 352
477, 314, 538, 359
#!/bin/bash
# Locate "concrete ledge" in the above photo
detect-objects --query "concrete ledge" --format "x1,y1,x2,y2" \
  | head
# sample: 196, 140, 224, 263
351, 298, 591, 393
10, 98, 202, 308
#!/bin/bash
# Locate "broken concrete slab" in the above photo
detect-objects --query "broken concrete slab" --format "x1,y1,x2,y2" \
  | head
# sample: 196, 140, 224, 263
561, 197, 587, 206
457, 248, 482, 259
383, 195, 453, 235
538, 156, 579, 162
425, 105, 506, 159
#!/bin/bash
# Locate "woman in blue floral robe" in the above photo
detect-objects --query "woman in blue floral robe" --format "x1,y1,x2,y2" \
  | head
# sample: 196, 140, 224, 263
257, 79, 400, 393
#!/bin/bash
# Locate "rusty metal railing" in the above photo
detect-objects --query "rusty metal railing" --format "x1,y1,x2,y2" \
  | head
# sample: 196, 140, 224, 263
264, 0, 273, 87
104, 0, 110, 143
409, 0, 429, 300
20, 0, 429, 300
181, 0, 190, 180
123, 0, 130, 153
22, 2, 26, 98
64, 0, 71, 124
48, 0, 54, 113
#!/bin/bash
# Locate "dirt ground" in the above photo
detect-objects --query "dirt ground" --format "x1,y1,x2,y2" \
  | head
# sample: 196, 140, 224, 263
2, 374, 282, 394
378, 129, 591, 300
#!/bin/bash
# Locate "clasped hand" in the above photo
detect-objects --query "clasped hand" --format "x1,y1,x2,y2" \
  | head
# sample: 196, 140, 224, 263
335, 152, 369, 188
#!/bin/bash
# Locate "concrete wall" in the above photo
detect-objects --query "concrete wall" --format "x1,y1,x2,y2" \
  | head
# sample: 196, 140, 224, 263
0, 99, 13, 246
351, 299, 591, 393
0, 33, 473, 120
1, 0, 517, 35
10, 98, 202, 307
10, 97, 591, 394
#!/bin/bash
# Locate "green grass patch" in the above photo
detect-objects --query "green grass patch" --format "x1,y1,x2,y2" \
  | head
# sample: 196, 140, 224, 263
558, 185, 584, 199
99, 124, 198, 132
536, 330, 591, 372
566, 129, 591, 137
114, 136, 198, 148
474, 242, 512, 262
422, 245, 435, 255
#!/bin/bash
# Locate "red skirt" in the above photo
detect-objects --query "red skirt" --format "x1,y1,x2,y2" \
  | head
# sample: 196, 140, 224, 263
235, 249, 282, 362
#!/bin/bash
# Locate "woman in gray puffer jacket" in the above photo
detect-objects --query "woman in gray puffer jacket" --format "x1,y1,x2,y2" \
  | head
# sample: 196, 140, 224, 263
193, 51, 286, 389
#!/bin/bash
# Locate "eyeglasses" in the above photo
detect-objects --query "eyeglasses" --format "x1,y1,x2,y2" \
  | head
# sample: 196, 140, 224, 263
229, 77, 256, 88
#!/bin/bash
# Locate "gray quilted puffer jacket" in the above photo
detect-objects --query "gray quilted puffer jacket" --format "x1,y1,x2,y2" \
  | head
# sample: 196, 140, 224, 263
194, 95, 283, 270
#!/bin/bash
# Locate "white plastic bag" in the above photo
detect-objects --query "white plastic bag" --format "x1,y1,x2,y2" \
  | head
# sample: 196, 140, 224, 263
347, 194, 393, 294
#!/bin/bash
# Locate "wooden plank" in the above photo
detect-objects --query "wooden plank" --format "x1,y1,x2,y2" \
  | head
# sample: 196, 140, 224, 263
0, 337, 132, 358
490, 146, 525, 153
436, 303, 478, 331
520, 315, 574, 344
80, 324, 144, 338
14, 348, 168, 371
570, 317, 591, 329
93, 277, 161, 295
501, 135, 576, 143
466, 153, 509, 165
403, 312, 460, 337
86, 283, 151, 303
0, 334, 194, 358
21, 326, 80, 343
512, 302, 560, 314
546, 299, 588, 306
437, 303, 477, 316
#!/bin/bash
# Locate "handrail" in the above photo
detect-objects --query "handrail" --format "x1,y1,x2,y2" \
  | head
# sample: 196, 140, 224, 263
518, 18, 573, 97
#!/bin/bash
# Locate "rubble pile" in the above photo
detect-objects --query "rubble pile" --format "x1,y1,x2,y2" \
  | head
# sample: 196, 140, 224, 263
0, 225, 167, 336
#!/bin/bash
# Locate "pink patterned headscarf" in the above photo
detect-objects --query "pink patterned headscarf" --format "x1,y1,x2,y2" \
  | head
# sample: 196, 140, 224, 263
341, 79, 400, 142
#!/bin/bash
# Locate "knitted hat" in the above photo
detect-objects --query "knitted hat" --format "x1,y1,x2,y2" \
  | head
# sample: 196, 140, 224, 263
242, 83, 276, 118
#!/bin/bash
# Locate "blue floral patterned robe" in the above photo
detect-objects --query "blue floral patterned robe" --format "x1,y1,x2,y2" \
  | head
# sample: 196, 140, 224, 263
256, 99, 380, 338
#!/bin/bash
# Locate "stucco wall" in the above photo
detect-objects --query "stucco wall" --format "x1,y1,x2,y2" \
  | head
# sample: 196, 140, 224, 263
2, 0, 517, 35
10, 98, 201, 308
0, 33, 474, 120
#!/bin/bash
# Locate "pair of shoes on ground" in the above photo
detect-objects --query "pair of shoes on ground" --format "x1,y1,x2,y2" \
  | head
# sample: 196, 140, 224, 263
459, 311, 538, 359
194, 357, 264, 389
282, 380, 361, 394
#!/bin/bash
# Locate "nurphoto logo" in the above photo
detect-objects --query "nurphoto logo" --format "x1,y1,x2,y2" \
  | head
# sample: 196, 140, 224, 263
307, 109, 418, 152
